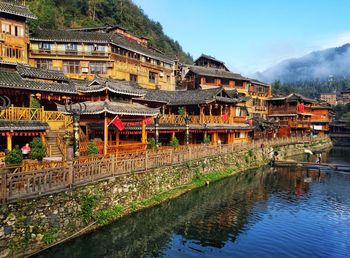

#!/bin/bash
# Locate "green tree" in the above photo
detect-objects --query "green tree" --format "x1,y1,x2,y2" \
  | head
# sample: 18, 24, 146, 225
29, 137, 46, 161
5, 145, 23, 165
87, 140, 99, 155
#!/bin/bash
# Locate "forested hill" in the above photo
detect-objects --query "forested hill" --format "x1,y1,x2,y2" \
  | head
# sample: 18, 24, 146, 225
13, 0, 193, 63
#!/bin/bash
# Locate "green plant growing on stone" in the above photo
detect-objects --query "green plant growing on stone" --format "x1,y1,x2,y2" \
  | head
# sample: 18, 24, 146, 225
42, 227, 59, 245
177, 106, 186, 116
80, 194, 97, 223
248, 149, 254, 157
5, 145, 23, 165
96, 205, 124, 225
170, 137, 179, 149
87, 140, 99, 155
203, 135, 211, 145
185, 160, 193, 169
147, 137, 156, 149
29, 137, 46, 161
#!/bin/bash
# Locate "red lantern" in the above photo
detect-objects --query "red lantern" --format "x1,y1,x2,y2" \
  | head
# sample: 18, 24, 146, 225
1, 133, 4, 136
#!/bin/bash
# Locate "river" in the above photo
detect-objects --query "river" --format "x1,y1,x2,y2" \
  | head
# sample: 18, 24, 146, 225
33, 147, 350, 258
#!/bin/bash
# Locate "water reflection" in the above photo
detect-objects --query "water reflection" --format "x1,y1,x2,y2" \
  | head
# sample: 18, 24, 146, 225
33, 149, 350, 258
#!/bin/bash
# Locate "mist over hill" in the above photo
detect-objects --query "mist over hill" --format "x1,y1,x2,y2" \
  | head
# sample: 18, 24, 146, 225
257, 43, 350, 83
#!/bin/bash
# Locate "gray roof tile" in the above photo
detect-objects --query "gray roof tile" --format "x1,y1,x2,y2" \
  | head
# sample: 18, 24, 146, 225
0, 1, 36, 19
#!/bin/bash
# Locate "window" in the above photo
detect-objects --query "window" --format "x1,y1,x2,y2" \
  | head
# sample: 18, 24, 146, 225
39, 42, 51, 50
66, 43, 78, 51
205, 77, 215, 84
149, 71, 157, 83
1, 23, 10, 33
90, 61, 107, 74
234, 132, 240, 138
130, 74, 138, 82
36, 59, 53, 70
63, 61, 80, 74
2, 47, 23, 59
235, 80, 243, 87
221, 78, 229, 85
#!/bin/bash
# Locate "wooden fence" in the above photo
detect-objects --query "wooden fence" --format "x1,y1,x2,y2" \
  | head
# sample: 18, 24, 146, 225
0, 136, 324, 203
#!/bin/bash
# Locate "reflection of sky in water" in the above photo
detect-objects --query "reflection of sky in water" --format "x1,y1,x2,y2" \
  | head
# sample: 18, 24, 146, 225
33, 149, 350, 258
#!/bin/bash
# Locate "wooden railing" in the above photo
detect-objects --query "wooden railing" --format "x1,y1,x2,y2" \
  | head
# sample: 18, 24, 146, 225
0, 106, 71, 127
160, 114, 247, 125
0, 136, 328, 203
56, 135, 67, 159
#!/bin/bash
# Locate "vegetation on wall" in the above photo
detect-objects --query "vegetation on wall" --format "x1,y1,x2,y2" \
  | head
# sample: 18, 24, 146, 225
12, 0, 193, 63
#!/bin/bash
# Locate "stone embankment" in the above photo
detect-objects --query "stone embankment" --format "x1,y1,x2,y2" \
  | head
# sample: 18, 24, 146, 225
0, 137, 332, 257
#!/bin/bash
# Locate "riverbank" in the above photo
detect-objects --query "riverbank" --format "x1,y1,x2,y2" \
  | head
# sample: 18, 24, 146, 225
0, 137, 332, 258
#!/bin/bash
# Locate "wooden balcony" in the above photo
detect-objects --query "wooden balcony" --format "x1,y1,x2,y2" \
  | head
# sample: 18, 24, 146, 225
0, 106, 73, 128
159, 114, 246, 125
30, 49, 109, 57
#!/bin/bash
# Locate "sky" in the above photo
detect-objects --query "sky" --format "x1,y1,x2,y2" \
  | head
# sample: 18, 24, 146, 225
132, 0, 350, 76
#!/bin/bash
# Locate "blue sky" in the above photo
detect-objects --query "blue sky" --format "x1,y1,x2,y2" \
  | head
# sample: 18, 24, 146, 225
132, 0, 350, 76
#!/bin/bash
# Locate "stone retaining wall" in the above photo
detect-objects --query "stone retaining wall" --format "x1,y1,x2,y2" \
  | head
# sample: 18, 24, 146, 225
0, 139, 332, 257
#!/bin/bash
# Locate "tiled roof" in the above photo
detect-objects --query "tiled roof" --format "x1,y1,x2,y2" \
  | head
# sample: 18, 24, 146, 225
0, 120, 49, 131
268, 93, 316, 104
194, 54, 225, 65
31, 29, 110, 43
30, 29, 174, 63
250, 79, 270, 87
78, 76, 146, 97
16, 64, 68, 82
0, 69, 76, 94
141, 87, 245, 106
142, 87, 223, 106
57, 100, 159, 116
0, 2, 36, 19
187, 65, 249, 81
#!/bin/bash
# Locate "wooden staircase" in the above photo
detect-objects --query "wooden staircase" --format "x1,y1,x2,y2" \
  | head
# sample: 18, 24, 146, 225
46, 130, 65, 158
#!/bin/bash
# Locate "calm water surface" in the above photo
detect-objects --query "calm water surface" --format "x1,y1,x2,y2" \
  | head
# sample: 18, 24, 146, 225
34, 148, 350, 258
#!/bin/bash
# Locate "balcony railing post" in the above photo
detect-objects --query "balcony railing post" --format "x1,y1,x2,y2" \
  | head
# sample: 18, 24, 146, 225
67, 161, 73, 187
1, 172, 8, 203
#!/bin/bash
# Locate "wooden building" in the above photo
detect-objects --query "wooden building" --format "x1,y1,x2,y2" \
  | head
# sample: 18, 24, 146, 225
267, 94, 331, 137
181, 55, 272, 119
341, 88, 350, 104
135, 87, 252, 145
0, 64, 76, 151
29, 28, 175, 90
320, 93, 337, 105
0, 2, 36, 64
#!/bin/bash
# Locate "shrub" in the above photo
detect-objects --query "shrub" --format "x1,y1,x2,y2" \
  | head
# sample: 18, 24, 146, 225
203, 135, 211, 145
177, 106, 186, 116
87, 140, 99, 155
80, 194, 97, 223
29, 99, 41, 108
29, 137, 46, 161
5, 145, 23, 165
147, 137, 156, 149
170, 137, 179, 148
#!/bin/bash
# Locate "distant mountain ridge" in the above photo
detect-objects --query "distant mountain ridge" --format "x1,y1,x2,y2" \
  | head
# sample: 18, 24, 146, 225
257, 43, 350, 83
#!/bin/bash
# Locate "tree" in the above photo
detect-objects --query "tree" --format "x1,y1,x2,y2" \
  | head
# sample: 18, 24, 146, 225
29, 137, 46, 161
170, 137, 179, 149
87, 140, 99, 155
5, 145, 23, 165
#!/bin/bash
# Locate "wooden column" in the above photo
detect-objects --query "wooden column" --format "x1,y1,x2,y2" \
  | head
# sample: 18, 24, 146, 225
86, 125, 90, 140
6, 134, 12, 151
199, 105, 204, 124
141, 118, 147, 144
211, 132, 218, 145
103, 112, 108, 155
209, 104, 212, 123
41, 134, 46, 147
115, 130, 120, 146
171, 131, 175, 140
